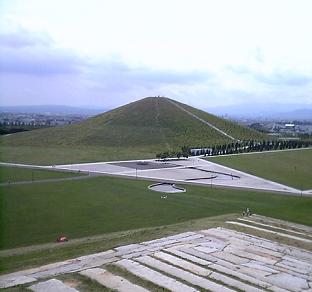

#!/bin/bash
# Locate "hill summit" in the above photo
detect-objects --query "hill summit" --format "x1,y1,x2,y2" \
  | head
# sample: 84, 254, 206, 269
0, 97, 265, 164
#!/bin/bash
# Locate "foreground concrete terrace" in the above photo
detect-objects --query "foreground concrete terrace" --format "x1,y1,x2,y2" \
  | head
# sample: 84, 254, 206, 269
1, 215, 311, 291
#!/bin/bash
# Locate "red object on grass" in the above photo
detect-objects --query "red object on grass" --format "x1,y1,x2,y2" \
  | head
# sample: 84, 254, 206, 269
56, 235, 69, 242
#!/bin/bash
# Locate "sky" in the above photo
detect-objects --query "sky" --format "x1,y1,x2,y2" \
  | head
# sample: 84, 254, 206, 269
0, 0, 312, 110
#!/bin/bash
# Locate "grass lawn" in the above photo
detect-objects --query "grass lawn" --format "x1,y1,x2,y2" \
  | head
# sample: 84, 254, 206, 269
1, 175, 311, 251
0, 145, 157, 165
206, 148, 312, 190
1, 175, 312, 274
0, 166, 85, 183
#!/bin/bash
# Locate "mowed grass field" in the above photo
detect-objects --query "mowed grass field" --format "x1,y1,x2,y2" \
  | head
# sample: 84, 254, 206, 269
207, 148, 312, 190
1, 175, 312, 251
0, 145, 158, 165
0, 166, 84, 183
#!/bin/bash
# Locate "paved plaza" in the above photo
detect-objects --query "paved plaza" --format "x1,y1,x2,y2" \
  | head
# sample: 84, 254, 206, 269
1, 215, 311, 291
54, 157, 302, 195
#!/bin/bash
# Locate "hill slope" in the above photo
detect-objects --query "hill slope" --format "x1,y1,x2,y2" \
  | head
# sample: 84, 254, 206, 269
0, 97, 265, 164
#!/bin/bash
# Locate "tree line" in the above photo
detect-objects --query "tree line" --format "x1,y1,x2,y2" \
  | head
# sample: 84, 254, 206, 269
156, 139, 312, 159
190, 139, 312, 156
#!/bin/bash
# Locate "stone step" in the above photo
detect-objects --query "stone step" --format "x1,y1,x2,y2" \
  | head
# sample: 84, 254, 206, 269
154, 251, 264, 292
164, 247, 212, 266
237, 218, 312, 238
29, 279, 78, 292
179, 246, 219, 263
214, 227, 312, 262
0, 275, 36, 289
115, 259, 198, 292
79, 268, 148, 292
209, 271, 263, 292
265, 272, 310, 292
205, 250, 250, 265
226, 221, 312, 243
223, 246, 280, 265
251, 215, 312, 234
208, 262, 272, 290
136, 255, 235, 292
141, 232, 196, 245
153, 251, 211, 276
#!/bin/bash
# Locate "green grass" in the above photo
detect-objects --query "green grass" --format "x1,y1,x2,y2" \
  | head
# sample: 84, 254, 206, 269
0, 145, 158, 165
174, 99, 267, 141
0, 214, 236, 275
206, 148, 312, 189
0, 166, 84, 183
0, 97, 264, 164
1, 175, 311, 251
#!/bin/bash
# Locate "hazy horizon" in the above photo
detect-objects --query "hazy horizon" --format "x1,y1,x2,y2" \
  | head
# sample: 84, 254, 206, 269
1, 99, 312, 119
1, 0, 312, 110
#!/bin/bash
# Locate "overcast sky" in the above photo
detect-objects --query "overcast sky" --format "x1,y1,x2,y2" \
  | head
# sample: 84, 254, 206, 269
0, 0, 312, 109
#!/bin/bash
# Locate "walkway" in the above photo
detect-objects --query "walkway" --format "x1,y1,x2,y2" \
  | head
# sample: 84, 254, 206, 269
168, 99, 236, 140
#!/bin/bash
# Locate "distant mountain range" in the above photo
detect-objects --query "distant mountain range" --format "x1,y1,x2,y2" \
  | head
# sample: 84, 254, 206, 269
206, 103, 312, 120
0, 105, 108, 116
2, 103, 311, 120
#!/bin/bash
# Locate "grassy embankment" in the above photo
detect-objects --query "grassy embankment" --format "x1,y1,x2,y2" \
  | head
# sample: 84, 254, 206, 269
174, 99, 267, 142
0, 166, 84, 183
0, 97, 264, 165
1, 174, 311, 273
207, 148, 312, 190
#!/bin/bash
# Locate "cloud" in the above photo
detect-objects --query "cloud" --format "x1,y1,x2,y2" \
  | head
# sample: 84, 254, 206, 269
227, 64, 312, 87
88, 59, 211, 93
0, 27, 213, 107
254, 71, 312, 86
0, 28, 51, 48
0, 28, 84, 75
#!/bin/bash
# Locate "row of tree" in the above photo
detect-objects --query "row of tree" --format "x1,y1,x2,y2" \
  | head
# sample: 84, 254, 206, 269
190, 139, 312, 156
156, 146, 190, 160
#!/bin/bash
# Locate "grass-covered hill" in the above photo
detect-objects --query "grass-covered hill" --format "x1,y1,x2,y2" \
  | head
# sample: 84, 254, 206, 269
0, 97, 265, 164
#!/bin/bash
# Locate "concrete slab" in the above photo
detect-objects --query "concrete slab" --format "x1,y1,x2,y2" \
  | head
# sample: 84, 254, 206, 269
237, 218, 312, 238
29, 279, 78, 292
265, 272, 310, 292
242, 260, 280, 274
193, 245, 219, 254
251, 214, 312, 234
179, 247, 218, 263
209, 263, 272, 289
56, 162, 132, 174
137, 255, 235, 292
1, 222, 312, 291
141, 231, 196, 245
226, 221, 312, 243
153, 251, 211, 276
54, 157, 301, 194
148, 183, 185, 193
164, 247, 212, 266
79, 268, 148, 292
209, 251, 250, 265
282, 256, 312, 272
224, 246, 279, 265
210, 271, 264, 292
0, 275, 36, 289
115, 243, 142, 253
115, 259, 198, 292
